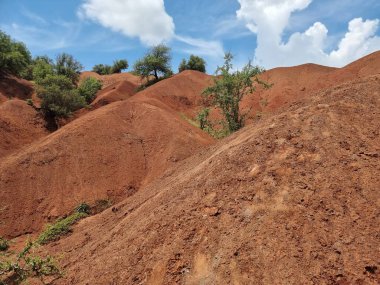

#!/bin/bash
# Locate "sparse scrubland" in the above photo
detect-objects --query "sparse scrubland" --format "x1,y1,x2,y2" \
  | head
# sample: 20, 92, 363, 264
0, 27, 379, 285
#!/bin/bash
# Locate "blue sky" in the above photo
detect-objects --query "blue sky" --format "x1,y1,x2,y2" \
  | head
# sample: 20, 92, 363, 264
0, 0, 379, 73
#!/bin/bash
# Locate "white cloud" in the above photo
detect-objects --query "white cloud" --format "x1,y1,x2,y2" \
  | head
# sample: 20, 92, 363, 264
237, 0, 380, 68
78, 0, 175, 46
175, 35, 224, 58
1, 22, 80, 51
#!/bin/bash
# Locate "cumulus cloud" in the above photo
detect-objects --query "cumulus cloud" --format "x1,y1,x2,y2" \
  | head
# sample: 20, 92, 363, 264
237, 0, 380, 68
78, 0, 175, 46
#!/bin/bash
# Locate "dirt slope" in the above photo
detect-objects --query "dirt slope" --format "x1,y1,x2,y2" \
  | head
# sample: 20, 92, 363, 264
0, 99, 47, 158
80, 71, 142, 88
91, 79, 138, 108
0, 75, 34, 104
0, 97, 213, 238
133, 70, 213, 117
243, 50, 380, 116
46, 75, 379, 285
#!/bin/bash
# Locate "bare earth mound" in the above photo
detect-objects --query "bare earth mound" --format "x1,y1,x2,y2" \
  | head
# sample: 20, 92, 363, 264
0, 75, 34, 104
80, 71, 142, 89
133, 70, 214, 117
0, 99, 47, 158
46, 75, 379, 285
91, 79, 138, 108
243, 50, 380, 116
0, 98, 213, 238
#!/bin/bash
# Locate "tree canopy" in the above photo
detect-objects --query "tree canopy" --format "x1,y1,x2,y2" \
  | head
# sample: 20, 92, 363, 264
133, 44, 172, 81
55, 53, 83, 85
179, 55, 206, 73
0, 30, 32, 77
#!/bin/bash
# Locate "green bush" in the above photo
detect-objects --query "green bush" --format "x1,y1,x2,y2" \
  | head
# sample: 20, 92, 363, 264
37, 212, 87, 245
0, 30, 32, 77
75, 202, 91, 215
32, 56, 54, 85
78, 77, 102, 104
37, 74, 86, 118
55, 53, 83, 85
202, 53, 269, 134
111, 59, 128, 73
179, 55, 206, 73
92, 64, 112, 75
0, 241, 60, 284
0, 237, 8, 252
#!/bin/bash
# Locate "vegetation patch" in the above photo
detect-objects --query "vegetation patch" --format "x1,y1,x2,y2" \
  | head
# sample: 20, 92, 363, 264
198, 52, 270, 137
0, 238, 9, 252
37, 212, 87, 245
0, 241, 60, 285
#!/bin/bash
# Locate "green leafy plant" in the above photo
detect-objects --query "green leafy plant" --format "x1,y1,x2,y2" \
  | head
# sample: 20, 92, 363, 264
179, 55, 206, 73
75, 202, 91, 215
37, 74, 86, 119
202, 52, 269, 134
111, 59, 128, 73
0, 30, 32, 77
37, 212, 87, 245
133, 44, 172, 82
78, 77, 102, 104
92, 64, 112, 75
54, 53, 83, 85
0, 238, 8, 252
0, 240, 60, 285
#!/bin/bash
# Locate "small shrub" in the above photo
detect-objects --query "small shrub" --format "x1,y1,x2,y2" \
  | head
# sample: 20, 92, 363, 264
92, 64, 112, 75
111, 59, 128, 73
0, 240, 60, 285
75, 202, 91, 214
202, 52, 269, 134
0, 237, 9, 252
37, 74, 86, 118
26, 98, 33, 106
37, 212, 87, 245
78, 77, 102, 104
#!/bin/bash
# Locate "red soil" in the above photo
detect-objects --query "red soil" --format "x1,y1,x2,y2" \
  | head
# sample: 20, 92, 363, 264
0, 53, 379, 284
0, 75, 34, 103
91, 79, 138, 108
0, 99, 47, 159
0, 94, 213, 238
80, 71, 142, 88
44, 74, 380, 285
245, 50, 380, 116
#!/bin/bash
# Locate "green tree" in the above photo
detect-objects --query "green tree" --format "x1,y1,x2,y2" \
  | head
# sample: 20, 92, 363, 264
32, 56, 54, 85
78, 77, 102, 104
37, 74, 86, 119
202, 52, 268, 134
92, 64, 112, 75
178, 59, 187, 73
179, 55, 206, 73
111, 59, 128, 73
54, 53, 83, 85
0, 30, 32, 77
133, 44, 172, 81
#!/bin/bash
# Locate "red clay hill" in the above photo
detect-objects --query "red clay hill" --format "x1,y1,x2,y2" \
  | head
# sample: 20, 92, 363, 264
244, 50, 380, 116
46, 73, 380, 285
0, 52, 379, 284
0, 99, 47, 159
0, 93, 213, 238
